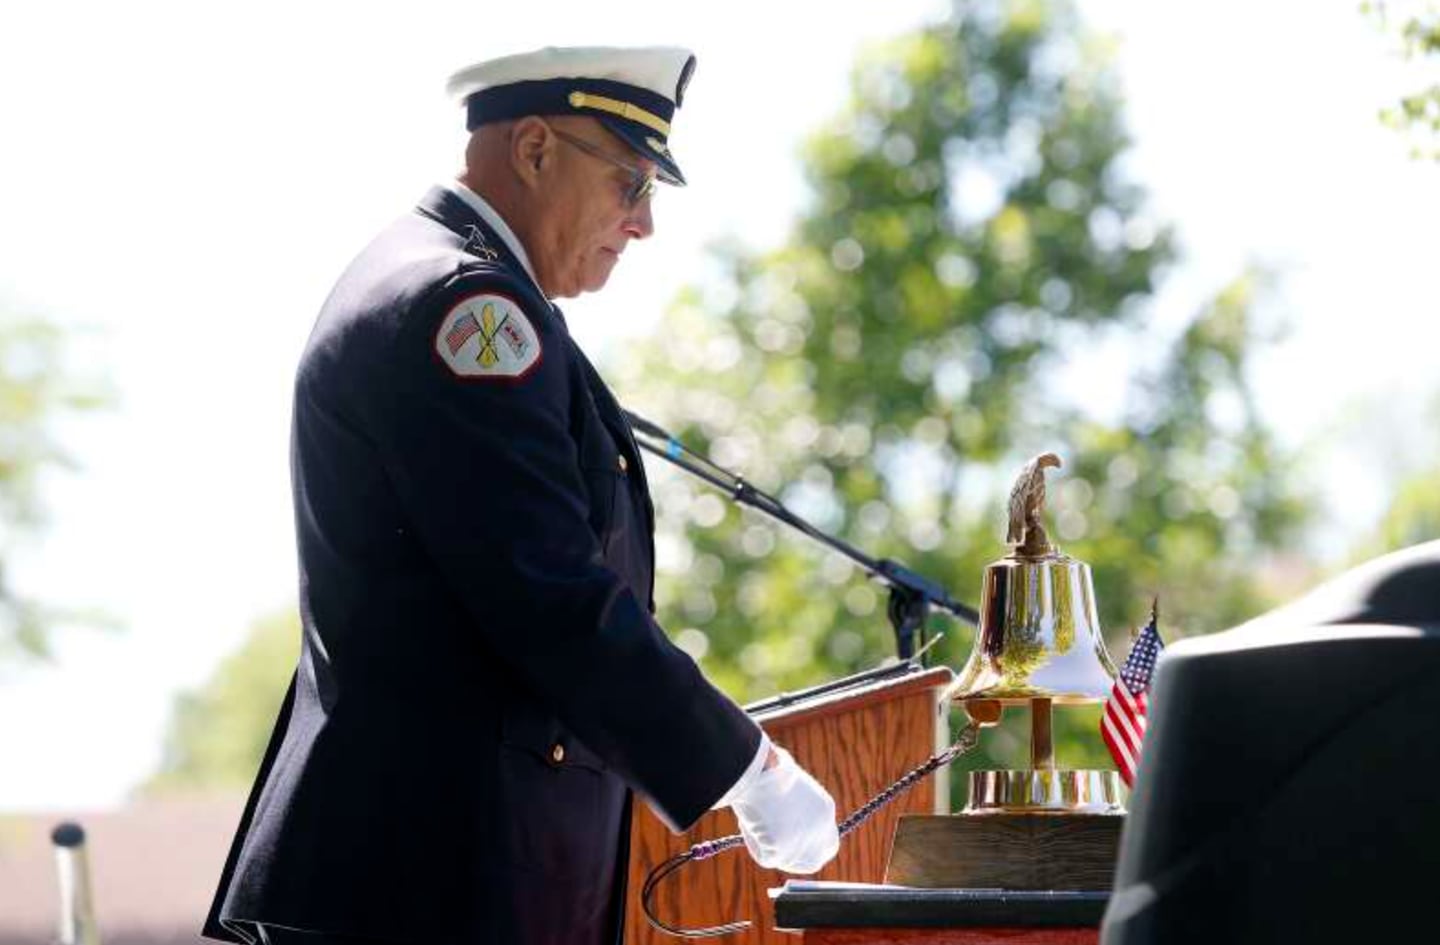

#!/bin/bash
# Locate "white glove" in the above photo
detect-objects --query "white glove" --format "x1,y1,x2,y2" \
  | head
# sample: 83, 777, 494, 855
728, 745, 840, 874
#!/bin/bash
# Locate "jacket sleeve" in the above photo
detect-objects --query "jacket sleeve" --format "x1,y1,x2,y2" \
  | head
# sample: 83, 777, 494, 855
379, 270, 760, 831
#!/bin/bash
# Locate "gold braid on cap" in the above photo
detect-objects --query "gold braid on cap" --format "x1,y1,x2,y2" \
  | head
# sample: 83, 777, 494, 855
567, 91, 671, 135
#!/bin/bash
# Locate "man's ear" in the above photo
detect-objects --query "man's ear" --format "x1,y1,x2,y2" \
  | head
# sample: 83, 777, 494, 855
511, 117, 553, 187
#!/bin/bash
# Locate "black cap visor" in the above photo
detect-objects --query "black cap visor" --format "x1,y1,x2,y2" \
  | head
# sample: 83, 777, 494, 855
598, 115, 686, 186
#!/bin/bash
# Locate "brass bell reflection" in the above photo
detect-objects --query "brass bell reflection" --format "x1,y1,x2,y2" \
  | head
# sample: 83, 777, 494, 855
943, 452, 1120, 800
945, 549, 1116, 707
886, 452, 1128, 890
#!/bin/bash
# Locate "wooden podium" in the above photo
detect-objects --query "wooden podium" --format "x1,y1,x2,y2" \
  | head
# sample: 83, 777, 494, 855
624, 665, 955, 945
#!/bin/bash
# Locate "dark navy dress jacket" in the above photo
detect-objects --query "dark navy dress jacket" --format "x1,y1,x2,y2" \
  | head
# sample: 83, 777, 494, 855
203, 187, 761, 945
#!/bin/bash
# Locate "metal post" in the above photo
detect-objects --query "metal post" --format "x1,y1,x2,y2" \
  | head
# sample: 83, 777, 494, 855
1030, 698, 1055, 770
52, 822, 100, 945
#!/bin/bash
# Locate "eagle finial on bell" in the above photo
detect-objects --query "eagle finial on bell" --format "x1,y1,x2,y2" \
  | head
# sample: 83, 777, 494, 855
944, 451, 1118, 715
1006, 452, 1062, 557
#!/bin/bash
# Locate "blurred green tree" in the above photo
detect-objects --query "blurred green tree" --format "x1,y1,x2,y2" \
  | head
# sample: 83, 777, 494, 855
145, 610, 298, 791
147, 0, 1313, 793
1363, 469, 1440, 552
1350, 390, 1440, 558
0, 313, 109, 665
1346, 1, 1440, 573
611, 0, 1309, 772
1366, 1, 1440, 159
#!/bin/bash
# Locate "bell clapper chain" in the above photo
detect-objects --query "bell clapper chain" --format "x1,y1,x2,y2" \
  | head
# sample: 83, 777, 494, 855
641, 721, 984, 939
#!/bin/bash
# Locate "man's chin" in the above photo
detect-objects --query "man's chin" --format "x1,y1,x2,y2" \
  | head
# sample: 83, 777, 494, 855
579, 259, 619, 294
547, 255, 619, 298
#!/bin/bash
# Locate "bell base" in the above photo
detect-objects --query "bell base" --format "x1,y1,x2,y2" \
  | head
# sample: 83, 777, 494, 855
885, 811, 1124, 891
965, 768, 1126, 814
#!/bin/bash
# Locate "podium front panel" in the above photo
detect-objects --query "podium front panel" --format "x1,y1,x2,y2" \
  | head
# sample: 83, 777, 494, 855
624, 667, 954, 945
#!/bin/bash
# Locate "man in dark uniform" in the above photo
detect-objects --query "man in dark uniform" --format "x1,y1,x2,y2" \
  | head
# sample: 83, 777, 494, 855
204, 46, 839, 945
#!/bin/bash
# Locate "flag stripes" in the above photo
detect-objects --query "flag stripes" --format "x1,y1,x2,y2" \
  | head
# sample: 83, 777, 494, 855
1101, 603, 1164, 789
445, 311, 481, 354
1102, 681, 1147, 786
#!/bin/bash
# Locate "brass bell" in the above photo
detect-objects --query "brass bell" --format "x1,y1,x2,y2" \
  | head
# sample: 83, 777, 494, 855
943, 452, 1121, 796
886, 453, 1127, 890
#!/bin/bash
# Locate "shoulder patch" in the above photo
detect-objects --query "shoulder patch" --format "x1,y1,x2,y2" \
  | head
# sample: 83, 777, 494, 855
434, 292, 542, 380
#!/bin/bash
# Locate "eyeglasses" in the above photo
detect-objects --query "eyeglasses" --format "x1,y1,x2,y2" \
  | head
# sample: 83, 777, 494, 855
550, 128, 657, 208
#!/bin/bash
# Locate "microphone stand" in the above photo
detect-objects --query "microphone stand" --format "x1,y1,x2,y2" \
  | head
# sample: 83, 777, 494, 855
623, 410, 979, 661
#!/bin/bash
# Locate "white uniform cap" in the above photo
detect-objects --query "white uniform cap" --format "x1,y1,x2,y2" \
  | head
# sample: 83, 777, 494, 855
446, 46, 697, 186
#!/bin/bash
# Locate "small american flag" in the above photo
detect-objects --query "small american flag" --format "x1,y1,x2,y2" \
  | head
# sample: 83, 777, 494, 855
445, 311, 481, 355
1101, 601, 1165, 788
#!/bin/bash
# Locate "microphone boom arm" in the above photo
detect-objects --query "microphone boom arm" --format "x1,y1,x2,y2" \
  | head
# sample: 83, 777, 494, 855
623, 409, 979, 659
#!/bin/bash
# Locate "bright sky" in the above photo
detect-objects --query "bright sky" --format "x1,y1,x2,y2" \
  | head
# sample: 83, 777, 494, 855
1, 0, 1436, 811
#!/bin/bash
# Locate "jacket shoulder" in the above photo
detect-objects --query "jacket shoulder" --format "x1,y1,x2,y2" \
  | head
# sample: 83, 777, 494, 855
416, 265, 559, 386
302, 212, 554, 387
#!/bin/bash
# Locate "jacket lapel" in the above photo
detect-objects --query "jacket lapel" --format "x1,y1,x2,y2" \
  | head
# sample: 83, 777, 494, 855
566, 330, 657, 592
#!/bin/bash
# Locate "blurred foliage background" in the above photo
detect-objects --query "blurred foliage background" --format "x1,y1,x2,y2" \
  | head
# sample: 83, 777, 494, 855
0, 313, 108, 667
1367, 0, 1440, 160
610, 0, 1306, 776
147, 611, 299, 793
112, 0, 1432, 796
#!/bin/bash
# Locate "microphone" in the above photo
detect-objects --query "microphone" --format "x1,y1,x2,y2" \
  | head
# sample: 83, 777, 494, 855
52, 822, 100, 945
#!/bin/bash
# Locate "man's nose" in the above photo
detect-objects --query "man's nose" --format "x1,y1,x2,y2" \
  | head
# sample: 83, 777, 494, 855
624, 196, 655, 240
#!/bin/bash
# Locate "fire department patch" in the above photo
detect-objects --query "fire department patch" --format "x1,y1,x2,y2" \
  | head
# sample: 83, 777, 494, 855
435, 293, 541, 380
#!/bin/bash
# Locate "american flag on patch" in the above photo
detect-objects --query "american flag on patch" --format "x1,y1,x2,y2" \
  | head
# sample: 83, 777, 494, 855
445, 311, 481, 355
1101, 601, 1165, 788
